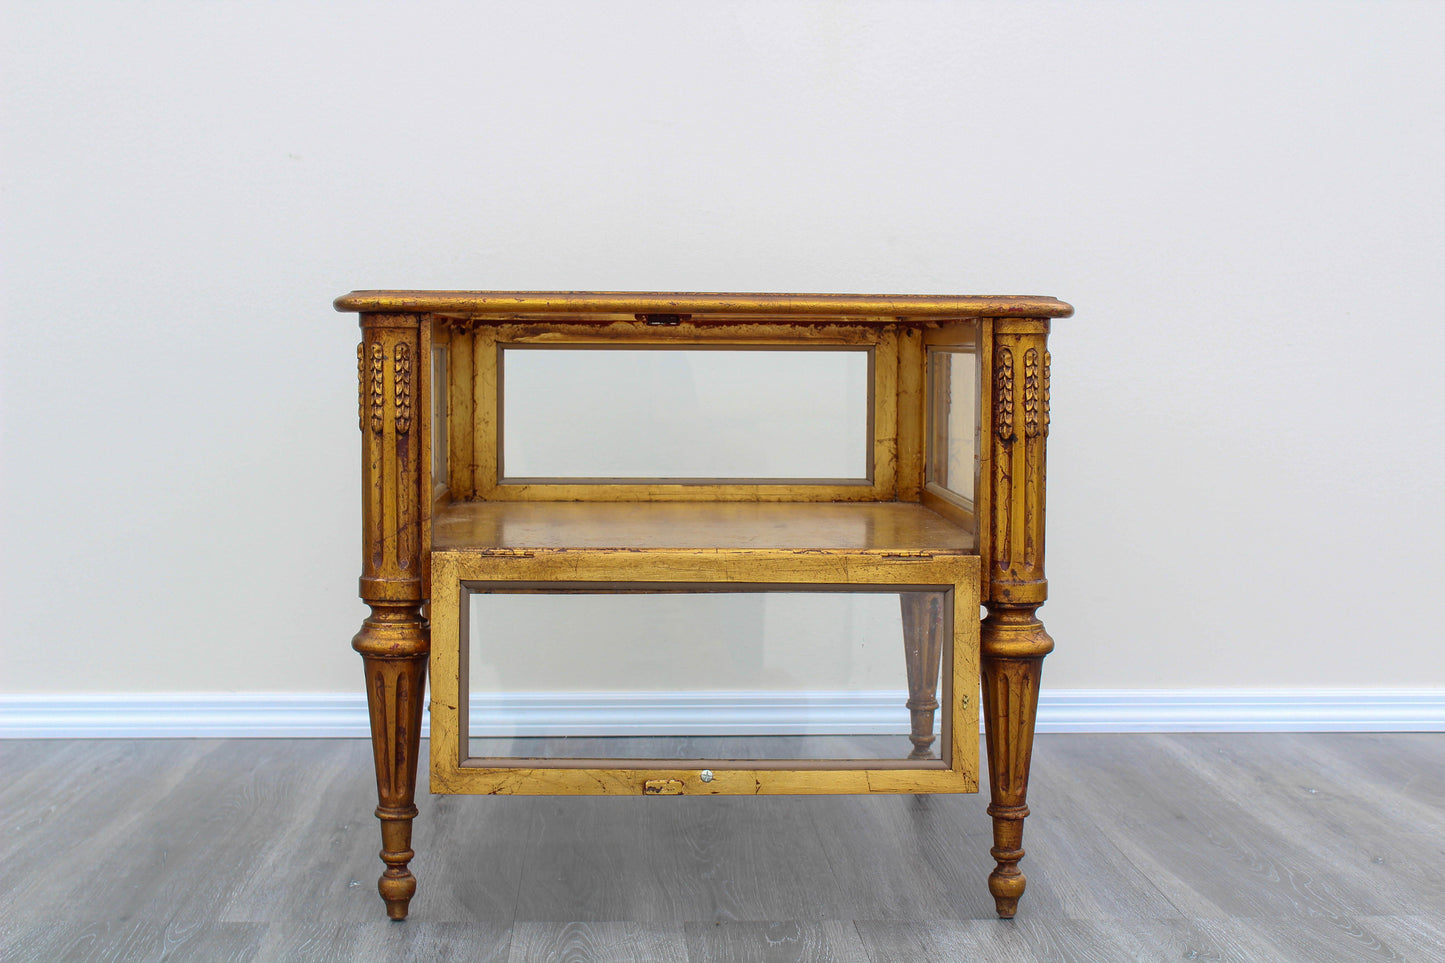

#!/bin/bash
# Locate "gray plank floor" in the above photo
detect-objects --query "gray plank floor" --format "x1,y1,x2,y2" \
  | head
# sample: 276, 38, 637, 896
2, 734, 1442, 961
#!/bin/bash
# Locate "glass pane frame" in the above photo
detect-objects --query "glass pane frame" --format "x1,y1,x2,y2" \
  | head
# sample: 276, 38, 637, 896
429, 549, 980, 795
466, 323, 902, 502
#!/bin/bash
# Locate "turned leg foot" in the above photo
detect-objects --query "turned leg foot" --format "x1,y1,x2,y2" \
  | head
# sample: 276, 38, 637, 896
986, 802, 1029, 917
377, 803, 420, 919
900, 592, 945, 759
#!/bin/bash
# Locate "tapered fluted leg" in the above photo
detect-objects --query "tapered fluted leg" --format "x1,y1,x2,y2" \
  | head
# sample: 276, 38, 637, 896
981, 605, 1051, 917
356, 604, 428, 920
900, 592, 945, 759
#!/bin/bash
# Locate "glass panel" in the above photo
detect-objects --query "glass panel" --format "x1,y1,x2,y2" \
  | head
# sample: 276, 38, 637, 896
432, 346, 448, 486
500, 347, 870, 481
465, 587, 951, 764
927, 348, 977, 505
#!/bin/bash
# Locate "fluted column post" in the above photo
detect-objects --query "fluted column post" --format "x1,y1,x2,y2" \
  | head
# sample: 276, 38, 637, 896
980, 317, 1053, 918
354, 312, 430, 920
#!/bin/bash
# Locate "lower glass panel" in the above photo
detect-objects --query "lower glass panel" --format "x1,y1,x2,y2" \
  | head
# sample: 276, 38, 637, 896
464, 586, 952, 766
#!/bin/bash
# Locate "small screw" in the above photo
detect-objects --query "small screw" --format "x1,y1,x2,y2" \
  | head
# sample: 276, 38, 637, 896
700, 770, 714, 782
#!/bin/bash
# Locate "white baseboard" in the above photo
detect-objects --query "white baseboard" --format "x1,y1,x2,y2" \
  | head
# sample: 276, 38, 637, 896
1, 689, 1441, 739
1032, 689, 1445, 733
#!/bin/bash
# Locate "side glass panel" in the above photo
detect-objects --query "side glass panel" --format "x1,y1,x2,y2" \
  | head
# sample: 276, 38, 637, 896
500, 347, 871, 482
464, 586, 952, 765
432, 345, 448, 487
926, 348, 978, 507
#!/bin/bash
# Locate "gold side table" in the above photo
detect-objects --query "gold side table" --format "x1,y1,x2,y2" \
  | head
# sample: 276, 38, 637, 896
336, 291, 1071, 920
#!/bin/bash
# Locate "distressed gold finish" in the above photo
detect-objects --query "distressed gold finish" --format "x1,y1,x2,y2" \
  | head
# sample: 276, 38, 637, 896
643, 779, 685, 795
895, 327, 927, 501
337, 291, 1070, 921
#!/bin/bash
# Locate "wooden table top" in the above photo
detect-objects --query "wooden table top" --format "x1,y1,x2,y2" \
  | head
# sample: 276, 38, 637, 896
335, 291, 1072, 321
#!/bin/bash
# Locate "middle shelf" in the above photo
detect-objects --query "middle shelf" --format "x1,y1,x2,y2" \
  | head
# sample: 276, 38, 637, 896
432, 500, 977, 553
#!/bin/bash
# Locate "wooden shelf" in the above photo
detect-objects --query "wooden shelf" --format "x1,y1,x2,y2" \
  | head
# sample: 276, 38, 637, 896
432, 500, 976, 554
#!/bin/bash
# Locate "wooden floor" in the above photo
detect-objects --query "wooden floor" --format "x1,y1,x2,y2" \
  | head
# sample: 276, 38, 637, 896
2, 734, 1442, 961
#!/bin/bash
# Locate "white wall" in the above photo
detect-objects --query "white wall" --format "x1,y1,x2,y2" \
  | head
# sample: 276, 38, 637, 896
3, 1, 1442, 698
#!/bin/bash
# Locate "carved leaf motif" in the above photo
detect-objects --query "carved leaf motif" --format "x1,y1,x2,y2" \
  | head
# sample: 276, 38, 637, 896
995, 348, 1015, 442
394, 343, 412, 435
1024, 349, 1041, 438
369, 344, 385, 434
1042, 351, 1051, 437
357, 343, 365, 431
